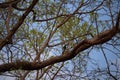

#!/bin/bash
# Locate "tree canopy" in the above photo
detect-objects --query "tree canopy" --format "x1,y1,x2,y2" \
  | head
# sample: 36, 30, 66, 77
0, 0, 120, 80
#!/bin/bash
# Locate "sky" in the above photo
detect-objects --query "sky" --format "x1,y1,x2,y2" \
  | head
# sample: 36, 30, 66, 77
0, 0, 120, 80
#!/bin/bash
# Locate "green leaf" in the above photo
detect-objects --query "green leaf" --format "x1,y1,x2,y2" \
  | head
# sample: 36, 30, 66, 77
82, 0, 84, 3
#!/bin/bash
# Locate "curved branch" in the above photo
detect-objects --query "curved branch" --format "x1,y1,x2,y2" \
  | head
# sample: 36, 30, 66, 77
32, 1, 104, 22
0, 0, 39, 50
0, 0, 20, 8
0, 0, 28, 11
0, 1, 119, 74
0, 25, 119, 73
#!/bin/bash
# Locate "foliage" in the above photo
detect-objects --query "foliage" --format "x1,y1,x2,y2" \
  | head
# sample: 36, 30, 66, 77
0, 0, 120, 80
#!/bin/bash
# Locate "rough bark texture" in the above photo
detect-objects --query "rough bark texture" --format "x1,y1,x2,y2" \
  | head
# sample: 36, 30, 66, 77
0, 26, 119, 73
0, 1, 119, 73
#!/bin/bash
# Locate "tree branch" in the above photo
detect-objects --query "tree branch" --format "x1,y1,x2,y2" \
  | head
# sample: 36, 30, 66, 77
0, 1, 119, 74
0, 25, 119, 73
0, 0, 39, 50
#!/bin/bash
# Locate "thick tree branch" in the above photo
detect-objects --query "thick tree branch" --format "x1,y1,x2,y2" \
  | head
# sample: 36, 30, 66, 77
0, 25, 119, 73
0, 2, 119, 74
